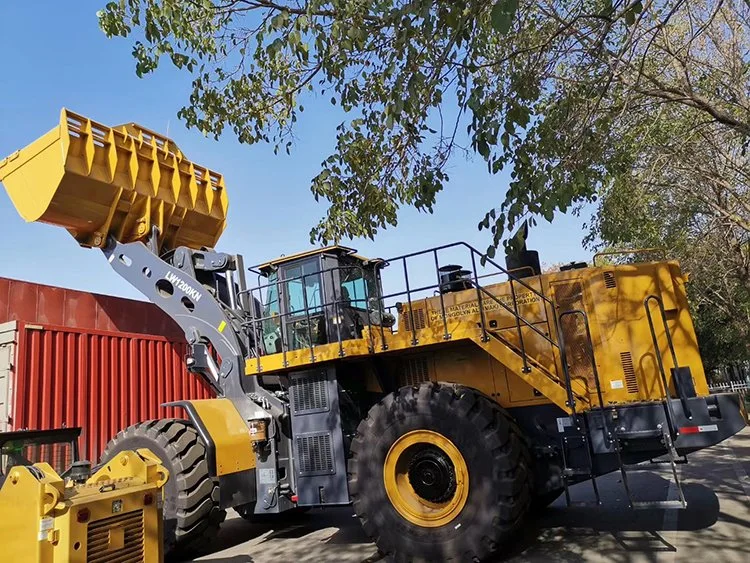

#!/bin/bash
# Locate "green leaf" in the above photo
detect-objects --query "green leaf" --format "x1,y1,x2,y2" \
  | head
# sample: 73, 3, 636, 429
477, 138, 490, 158
491, 0, 518, 35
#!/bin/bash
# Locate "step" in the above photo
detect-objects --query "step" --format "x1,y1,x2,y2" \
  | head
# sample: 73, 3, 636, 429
567, 500, 602, 508
621, 463, 649, 471
563, 468, 593, 477
621, 462, 683, 472
632, 499, 687, 510
649, 457, 688, 465
616, 429, 665, 440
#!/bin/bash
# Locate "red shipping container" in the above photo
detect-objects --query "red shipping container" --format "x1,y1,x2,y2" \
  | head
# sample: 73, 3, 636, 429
0, 276, 184, 339
0, 277, 214, 462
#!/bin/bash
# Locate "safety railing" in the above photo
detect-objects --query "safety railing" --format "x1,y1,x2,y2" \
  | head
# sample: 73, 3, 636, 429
240, 240, 599, 410
241, 263, 382, 371
375, 241, 591, 406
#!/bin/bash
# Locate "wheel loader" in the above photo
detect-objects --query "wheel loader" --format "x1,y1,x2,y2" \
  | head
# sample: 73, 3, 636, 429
1, 109, 746, 562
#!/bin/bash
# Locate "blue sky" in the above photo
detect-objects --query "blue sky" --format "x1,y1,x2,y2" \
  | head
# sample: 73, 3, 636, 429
0, 1, 595, 302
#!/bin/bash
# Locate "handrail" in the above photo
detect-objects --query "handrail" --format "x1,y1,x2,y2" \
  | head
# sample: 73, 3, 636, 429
243, 239, 596, 414
488, 329, 588, 401
470, 251, 490, 342
384, 241, 581, 401
244, 263, 377, 365
644, 295, 678, 435
474, 285, 557, 348
433, 249, 450, 340
558, 311, 607, 433
385, 241, 554, 309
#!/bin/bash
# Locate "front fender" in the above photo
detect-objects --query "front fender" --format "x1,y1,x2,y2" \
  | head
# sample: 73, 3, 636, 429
163, 398, 255, 477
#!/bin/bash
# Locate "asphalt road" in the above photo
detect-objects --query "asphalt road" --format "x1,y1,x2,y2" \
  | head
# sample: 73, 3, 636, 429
183, 428, 750, 563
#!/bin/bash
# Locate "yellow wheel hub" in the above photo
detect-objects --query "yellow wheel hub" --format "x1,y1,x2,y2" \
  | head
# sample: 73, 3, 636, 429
383, 430, 469, 528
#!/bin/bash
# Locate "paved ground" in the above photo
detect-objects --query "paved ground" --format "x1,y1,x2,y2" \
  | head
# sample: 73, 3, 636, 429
183, 428, 750, 563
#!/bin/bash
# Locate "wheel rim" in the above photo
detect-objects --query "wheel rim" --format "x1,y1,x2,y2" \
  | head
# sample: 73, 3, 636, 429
383, 430, 469, 527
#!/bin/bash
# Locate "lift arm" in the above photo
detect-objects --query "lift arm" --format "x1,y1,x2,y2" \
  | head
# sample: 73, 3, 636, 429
0, 108, 280, 420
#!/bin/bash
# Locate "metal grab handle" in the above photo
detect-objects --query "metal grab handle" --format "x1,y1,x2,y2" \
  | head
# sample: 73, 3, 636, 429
558, 311, 608, 443
644, 295, 679, 435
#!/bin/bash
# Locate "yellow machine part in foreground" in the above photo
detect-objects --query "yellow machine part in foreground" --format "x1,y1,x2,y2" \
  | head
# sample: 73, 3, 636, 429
0, 448, 168, 563
0, 108, 228, 253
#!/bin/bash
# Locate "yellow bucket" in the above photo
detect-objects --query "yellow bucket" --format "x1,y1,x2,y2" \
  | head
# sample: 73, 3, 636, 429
0, 108, 228, 252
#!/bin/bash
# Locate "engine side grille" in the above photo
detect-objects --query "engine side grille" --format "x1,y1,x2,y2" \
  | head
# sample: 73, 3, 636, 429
403, 308, 426, 331
603, 271, 617, 289
620, 352, 639, 393
87, 509, 144, 563
291, 372, 329, 414
296, 433, 334, 476
400, 357, 430, 387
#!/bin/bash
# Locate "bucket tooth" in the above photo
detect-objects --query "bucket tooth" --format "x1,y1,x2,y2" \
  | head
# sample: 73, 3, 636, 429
0, 108, 227, 253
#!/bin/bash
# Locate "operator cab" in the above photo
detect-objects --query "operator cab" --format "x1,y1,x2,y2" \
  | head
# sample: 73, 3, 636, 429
253, 246, 393, 355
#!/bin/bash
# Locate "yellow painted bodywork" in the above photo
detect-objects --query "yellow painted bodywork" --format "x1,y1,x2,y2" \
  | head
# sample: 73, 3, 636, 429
0, 108, 227, 253
250, 259, 709, 415
0, 448, 167, 562
188, 399, 256, 476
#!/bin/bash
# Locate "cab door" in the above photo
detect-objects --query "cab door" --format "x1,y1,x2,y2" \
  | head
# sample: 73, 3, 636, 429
280, 257, 326, 350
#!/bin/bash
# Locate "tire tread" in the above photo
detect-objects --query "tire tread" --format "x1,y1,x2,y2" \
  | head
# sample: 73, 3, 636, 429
100, 418, 225, 555
349, 382, 533, 562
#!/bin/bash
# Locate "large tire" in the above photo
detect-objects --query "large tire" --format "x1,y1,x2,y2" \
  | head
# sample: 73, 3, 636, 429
348, 382, 533, 562
100, 419, 225, 555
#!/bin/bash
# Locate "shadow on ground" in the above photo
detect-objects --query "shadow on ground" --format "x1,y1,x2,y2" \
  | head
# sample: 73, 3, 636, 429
181, 429, 750, 563
175, 508, 380, 563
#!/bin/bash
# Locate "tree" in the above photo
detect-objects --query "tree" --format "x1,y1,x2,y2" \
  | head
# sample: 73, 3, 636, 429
585, 104, 750, 373
97, 1, 750, 259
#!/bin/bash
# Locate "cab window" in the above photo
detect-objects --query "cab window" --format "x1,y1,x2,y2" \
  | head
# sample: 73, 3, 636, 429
281, 258, 322, 316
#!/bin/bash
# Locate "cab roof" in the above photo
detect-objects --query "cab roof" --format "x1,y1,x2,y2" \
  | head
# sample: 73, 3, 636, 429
254, 245, 374, 274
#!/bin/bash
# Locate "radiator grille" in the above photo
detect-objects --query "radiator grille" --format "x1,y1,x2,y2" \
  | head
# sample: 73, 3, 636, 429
87, 509, 144, 563
403, 308, 426, 331
603, 271, 617, 289
291, 372, 329, 414
296, 433, 334, 475
400, 357, 430, 387
554, 282, 594, 388
620, 352, 639, 393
